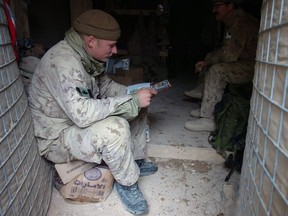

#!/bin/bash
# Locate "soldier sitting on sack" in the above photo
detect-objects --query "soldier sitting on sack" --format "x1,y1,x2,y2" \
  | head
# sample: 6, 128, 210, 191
28, 9, 158, 215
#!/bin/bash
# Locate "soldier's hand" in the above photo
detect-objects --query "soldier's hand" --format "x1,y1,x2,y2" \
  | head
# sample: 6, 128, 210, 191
195, 61, 207, 73
136, 88, 158, 108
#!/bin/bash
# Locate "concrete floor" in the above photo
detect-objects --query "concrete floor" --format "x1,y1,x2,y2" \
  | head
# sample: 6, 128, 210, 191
47, 76, 240, 216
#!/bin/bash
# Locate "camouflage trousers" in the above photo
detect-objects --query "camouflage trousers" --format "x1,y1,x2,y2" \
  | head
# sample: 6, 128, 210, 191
200, 62, 254, 119
43, 109, 148, 186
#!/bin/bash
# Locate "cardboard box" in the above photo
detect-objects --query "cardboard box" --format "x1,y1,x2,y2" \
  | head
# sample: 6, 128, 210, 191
55, 160, 96, 184
109, 67, 144, 85
55, 161, 114, 203
59, 165, 114, 203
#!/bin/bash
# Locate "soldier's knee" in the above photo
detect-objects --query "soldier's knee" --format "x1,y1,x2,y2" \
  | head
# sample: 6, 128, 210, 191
209, 64, 223, 73
103, 116, 130, 139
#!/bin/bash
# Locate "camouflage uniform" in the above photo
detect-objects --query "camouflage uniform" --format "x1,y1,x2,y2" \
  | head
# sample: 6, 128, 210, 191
200, 9, 259, 119
28, 40, 147, 186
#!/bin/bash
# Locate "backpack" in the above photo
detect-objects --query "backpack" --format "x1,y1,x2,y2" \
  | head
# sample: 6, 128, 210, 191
209, 83, 252, 181
208, 83, 252, 159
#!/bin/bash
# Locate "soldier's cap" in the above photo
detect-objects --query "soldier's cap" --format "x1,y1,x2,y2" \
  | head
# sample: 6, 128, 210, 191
74, 9, 121, 41
212, 0, 241, 4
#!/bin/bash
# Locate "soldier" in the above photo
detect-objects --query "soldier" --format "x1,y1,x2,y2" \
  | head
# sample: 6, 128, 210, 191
28, 10, 158, 215
184, 0, 259, 132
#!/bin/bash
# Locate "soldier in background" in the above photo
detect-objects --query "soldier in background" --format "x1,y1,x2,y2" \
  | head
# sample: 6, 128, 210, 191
184, 0, 259, 132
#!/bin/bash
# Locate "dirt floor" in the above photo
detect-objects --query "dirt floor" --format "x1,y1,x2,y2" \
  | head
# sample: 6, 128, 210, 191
47, 76, 240, 216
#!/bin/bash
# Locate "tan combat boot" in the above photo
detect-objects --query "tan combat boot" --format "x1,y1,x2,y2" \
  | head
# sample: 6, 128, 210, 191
190, 108, 200, 118
184, 118, 216, 132
184, 84, 203, 99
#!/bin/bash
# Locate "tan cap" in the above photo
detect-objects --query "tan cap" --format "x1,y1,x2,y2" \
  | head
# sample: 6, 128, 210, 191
73, 9, 121, 41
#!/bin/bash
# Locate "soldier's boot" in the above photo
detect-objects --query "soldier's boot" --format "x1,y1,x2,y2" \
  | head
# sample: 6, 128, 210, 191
114, 181, 148, 215
190, 108, 201, 118
184, 84, 203, 99
136, 159, 158, 177
184, 118, 216, 132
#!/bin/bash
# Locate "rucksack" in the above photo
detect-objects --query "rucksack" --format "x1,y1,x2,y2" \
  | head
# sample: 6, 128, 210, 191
208, 83, 252, 178
208, 83, 252, 182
